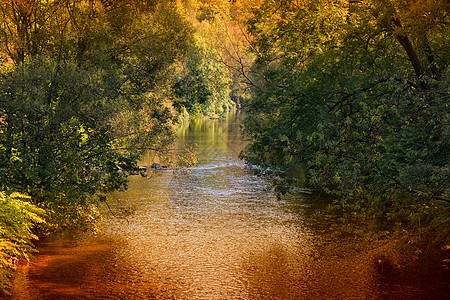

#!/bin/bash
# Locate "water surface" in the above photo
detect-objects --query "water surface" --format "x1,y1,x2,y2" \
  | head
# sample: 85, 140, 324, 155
7, 111, 445, 299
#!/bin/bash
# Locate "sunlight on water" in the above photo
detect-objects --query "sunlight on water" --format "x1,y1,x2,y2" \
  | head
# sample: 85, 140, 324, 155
98, 112, 315, 298
8, 111, 382, 299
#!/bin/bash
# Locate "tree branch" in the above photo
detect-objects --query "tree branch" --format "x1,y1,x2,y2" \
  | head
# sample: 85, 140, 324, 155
371, 162, 450, 203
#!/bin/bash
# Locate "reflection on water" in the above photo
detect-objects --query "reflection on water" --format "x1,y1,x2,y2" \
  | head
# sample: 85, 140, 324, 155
7, 111, 442, 299
97, 111, 317, 299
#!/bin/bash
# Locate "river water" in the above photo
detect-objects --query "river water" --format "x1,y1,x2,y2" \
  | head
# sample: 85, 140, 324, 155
5, 111, 448, 299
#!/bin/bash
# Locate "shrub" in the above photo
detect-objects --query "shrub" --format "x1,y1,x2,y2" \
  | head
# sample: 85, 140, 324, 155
0, 192, 45, 295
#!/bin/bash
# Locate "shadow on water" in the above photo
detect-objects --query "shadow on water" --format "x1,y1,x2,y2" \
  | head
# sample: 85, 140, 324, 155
4, 111, 449, 299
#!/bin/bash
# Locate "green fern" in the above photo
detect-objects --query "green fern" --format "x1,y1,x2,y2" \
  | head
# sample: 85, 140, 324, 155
0, 192, 46, 295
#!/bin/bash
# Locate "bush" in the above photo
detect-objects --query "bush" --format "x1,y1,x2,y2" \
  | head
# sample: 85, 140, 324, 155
0, 192, 45, 295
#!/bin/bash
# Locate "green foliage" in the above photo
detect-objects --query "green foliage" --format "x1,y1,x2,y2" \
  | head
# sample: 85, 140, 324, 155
178, 0, 258, 110
174, 37, 234, 117
117, 2, 194, 93
0, 0, 193, 232
38, 201, 102, 235
242, 0, 449, 239
0, 192, 45, 294
0, 57, 131, 208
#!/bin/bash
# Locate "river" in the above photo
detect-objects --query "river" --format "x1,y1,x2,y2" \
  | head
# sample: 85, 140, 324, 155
5, 111, 448, 299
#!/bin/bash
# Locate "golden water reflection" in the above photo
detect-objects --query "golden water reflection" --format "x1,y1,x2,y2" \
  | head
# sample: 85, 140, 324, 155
8, 112, 383, 299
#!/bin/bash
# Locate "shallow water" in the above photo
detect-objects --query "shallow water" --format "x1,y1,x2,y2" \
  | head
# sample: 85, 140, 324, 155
5, 111, 447, 299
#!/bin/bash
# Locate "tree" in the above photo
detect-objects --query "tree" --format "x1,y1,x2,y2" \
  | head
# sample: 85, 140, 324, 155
0, 0, 193, 231
0, 57, 130, 230
0, 0, 74, 63
174, 37, 234, 117
242, 0, 449, 240
177, 0, 264, 111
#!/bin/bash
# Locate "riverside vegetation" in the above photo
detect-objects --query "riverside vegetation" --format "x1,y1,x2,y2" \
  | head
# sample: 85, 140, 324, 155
240, 0, 449, 279
0, 0, 449, 294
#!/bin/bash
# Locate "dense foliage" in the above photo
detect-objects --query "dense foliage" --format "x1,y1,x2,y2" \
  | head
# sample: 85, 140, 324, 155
242, 0, 449, 239
0, 192, 45, 294
175, 37, 234, 117
0, 0, 192, 232
174, 0, 257, 117
0, 0, 199, 291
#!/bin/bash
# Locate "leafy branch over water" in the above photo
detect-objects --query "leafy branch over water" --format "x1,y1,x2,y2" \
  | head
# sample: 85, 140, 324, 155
241, 0, 449, 248
0, 192, 45, 295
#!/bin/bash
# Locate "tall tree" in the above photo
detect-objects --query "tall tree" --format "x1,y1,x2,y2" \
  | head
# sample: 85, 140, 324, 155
0, 0, 193, 231
0, 0, 73, 63
174, 37, 234, 117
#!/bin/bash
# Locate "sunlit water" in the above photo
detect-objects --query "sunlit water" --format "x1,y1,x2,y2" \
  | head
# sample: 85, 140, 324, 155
5, 112, 447, 299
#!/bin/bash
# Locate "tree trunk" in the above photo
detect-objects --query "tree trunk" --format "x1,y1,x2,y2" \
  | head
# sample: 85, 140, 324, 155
392, 18, 424, 78
420, 35, 440, 79
391, 17, 429, 90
